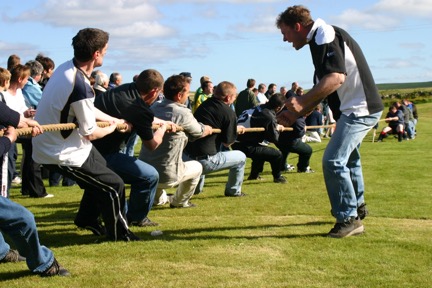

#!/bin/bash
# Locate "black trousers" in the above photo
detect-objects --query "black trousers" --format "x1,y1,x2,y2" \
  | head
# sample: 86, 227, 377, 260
44, 147, 129, 241
20, 138, 48, 197
276, 138, 312, 172
232, 142, 283, 179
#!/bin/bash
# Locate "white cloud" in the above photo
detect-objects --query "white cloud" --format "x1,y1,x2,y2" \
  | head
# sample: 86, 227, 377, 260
333, 9, 399, 31
8, 0, 167, 34
373, 0, 432, 17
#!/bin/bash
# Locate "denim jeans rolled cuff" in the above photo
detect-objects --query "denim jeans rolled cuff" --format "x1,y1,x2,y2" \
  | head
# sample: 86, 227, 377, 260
323, 111, 382, 222
197, 150, 246, 196
0, 197, 54, 273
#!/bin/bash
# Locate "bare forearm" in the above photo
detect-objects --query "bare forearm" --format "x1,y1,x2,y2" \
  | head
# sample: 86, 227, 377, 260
289, 73, 345, 116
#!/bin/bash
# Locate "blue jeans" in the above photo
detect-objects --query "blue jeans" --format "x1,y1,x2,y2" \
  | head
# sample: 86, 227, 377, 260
120, 131, 138, 157
0, 197, 54, 273
189, 150, 246, 196
104, 153, 158, 222
323, 112, 382, 222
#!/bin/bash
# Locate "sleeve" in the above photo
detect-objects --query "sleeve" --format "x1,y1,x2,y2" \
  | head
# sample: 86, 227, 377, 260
312, 35, 346, 78
130, 104, 154, 141
0, 137, 12, 156
71, 99, 97, 136
182, 111, 204, 141
0, 101, 20, 128
221, 110, 237, 145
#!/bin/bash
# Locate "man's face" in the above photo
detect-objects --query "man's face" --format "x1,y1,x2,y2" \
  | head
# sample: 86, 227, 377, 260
204, 83, 214, 95
227, 89, 238, 105
279, 22, 307, 50
94, 44, 108, 68
180, 83, 191, 104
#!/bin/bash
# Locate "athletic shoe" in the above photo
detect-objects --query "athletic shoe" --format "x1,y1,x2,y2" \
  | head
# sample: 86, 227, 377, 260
40, 258, 70, 277
298, 167, 315, 173
247, 175, 264, 180
327, 217, 364, 238
11, 176, 22, 185
129, 217, 159, 227
74, 219, 106, 236
273, 176, 287, 184
0, 249, 25, 263
283, 163, 295, 172
170, 202, 196, 209
154, 189, 170, 206
225, 192, 247, 197
357, 203, 368, 220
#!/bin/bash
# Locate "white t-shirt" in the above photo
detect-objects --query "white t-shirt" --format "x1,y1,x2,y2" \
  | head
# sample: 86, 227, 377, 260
33, 59, 97, 167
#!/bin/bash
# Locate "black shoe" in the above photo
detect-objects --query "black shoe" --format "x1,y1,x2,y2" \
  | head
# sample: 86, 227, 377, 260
74, 219, 106, 236
247, 175, 264, 180
170, 202, 196, 208
327, 217, 364, 238
119, 230, 141, 242
357, 203, 368, 220
0, 249, 25, 263
273, 176, 287, 184
129, 217, 159, 227
225, 192, 247, 197
40, 258, 70, 277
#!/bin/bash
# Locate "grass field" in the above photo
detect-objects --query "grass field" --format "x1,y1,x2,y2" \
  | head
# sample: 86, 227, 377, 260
1, 103, 431, 287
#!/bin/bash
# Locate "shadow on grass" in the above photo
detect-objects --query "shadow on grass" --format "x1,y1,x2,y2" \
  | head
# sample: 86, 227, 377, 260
133, 221, 333, 241
0, 270, 34, 282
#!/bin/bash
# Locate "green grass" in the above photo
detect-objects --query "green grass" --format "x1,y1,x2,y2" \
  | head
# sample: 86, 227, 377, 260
1, 104, 432, 287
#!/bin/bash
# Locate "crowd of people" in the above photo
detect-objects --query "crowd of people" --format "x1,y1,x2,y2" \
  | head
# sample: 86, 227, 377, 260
0, 4, 420, 278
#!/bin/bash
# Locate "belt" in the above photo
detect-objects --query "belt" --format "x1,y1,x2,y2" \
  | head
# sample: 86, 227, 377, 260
185, 153, 210, 161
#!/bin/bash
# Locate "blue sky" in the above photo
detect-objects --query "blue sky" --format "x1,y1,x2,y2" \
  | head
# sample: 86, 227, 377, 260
1, 0, 431, 91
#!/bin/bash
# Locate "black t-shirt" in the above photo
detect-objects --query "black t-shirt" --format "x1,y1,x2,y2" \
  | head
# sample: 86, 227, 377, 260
237, 104, 279, 145
92, 82, 154, 155
278, 108, 306, 143
185, 97, 237, 157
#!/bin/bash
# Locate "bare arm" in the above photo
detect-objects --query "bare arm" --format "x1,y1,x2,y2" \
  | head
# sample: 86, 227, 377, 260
141, 122, 166, 151
287, 72, 345, 115
281, 72, 345, 126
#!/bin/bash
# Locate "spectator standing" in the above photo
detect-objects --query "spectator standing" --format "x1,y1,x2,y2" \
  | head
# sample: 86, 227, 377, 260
108, 72, 122, 89
234, 78, 257, 117
265, 83, 277, 99
192, 80, 214, 113
256, 83, 268, 104
286, 82, 299, 98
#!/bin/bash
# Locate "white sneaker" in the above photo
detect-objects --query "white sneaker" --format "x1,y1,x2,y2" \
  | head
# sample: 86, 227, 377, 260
42, 194, 54, 198
12, 176, 22, 185
154, 189, 170, 206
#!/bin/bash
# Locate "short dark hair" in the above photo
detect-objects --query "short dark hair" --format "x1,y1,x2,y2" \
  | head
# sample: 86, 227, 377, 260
267, 93, 286, 110
7, 54, 20, 71
164, 75, 188, 101
135, 69, 164, 95
276, 5, 313, 28
109, 72, 121, 83
72, 28, 109, 62
35, 53, 55, 71
246, 78, 256, 88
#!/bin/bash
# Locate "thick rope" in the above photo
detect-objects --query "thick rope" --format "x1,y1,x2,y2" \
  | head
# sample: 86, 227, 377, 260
0, 122, 337, 137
